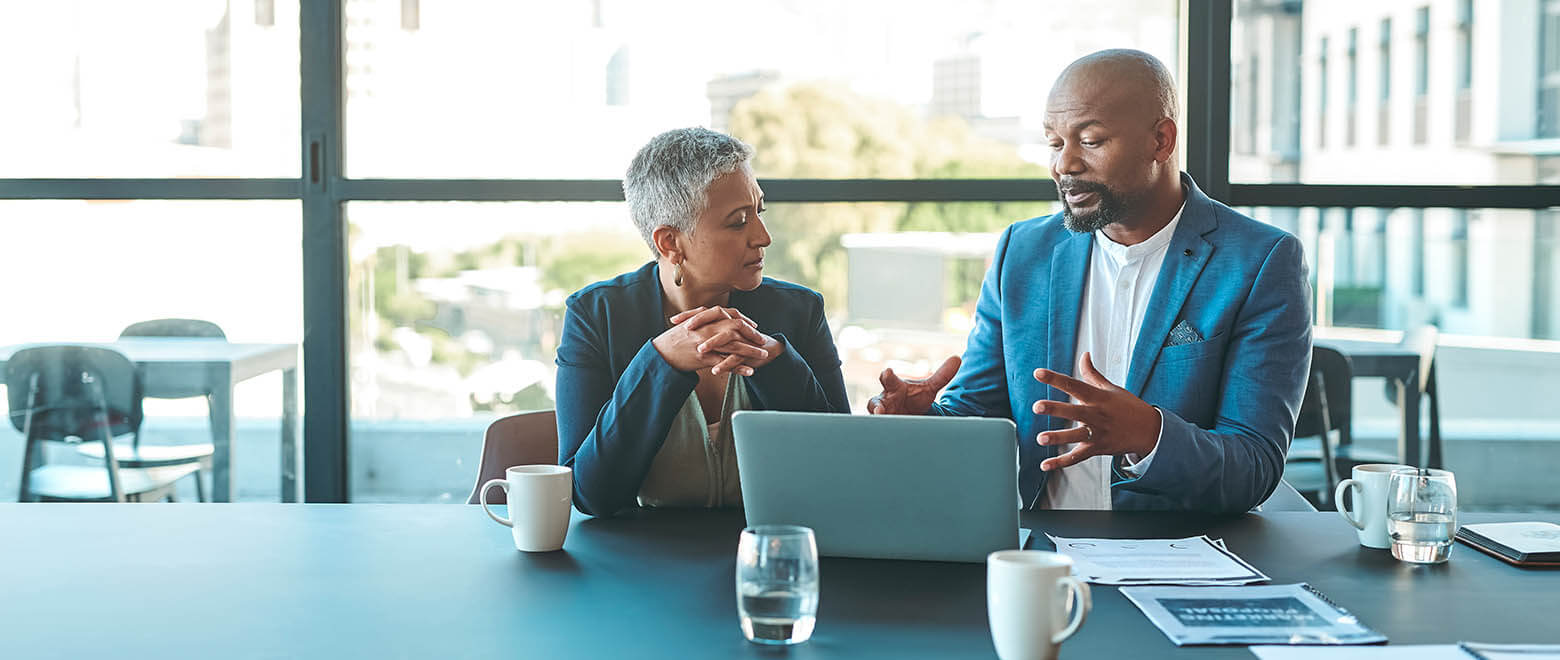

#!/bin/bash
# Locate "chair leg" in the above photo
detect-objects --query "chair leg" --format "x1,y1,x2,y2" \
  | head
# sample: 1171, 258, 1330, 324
18, 373, 41, 503
1426, 364, 1443, 470
194, 470, 208, 503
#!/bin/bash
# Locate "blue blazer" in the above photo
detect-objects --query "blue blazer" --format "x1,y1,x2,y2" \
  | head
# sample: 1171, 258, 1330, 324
932, 174, 1312, 512
555, 262, 850, 516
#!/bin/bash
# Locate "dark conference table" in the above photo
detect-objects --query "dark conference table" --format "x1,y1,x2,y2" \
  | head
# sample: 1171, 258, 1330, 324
2, 505, 1556, 659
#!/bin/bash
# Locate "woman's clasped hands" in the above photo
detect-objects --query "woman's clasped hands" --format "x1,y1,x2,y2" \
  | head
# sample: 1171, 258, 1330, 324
653, 306, 781, 377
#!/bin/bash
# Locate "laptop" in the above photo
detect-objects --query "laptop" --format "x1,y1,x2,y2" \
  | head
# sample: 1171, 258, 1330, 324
731, 410, 1020, 563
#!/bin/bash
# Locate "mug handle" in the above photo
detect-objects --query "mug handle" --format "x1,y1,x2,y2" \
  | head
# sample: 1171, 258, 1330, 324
480, 479, 513, 528
1335, 479, 1366, 531
1052, 575, 1092, 645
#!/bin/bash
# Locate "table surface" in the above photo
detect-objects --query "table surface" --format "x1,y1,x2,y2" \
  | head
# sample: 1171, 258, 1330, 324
2, 505, 1555, 659
0, 338, 295, 366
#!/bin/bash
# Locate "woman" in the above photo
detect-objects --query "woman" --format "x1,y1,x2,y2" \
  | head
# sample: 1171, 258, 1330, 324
555, 127, 850, 517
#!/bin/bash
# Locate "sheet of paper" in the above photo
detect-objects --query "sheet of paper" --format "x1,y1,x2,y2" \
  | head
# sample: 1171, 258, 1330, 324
1250, 645, 1467, 660
1461, 643, 1560, 659
1120, 583, 1388, 647
1048, 534, 1269, 585
1019, 528, 1032, 549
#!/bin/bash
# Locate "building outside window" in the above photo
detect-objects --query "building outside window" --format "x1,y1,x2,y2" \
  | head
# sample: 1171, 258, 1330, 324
1414, 6, 1430, 144
1347, 26, 1359, 146
1454, 0, 1472, 143
1378, 18, 1392, 146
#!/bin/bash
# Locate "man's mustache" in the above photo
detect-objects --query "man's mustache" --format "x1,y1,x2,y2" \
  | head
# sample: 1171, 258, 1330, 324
1057, 178, 1109, 196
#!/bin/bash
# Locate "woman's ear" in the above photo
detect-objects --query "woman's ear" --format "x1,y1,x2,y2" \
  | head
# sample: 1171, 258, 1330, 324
652, 226, 683, 263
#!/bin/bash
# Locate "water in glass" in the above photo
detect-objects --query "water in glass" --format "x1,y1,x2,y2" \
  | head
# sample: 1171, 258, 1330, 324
736, 525, 819, 645
738, 580, 819, 644
1389, 512, 1455, 563
1387, 468, 1457, 565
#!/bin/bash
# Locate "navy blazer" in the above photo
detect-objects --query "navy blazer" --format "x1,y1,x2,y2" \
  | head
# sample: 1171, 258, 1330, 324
932, 174, 1312, 513
555, 262, 850, 516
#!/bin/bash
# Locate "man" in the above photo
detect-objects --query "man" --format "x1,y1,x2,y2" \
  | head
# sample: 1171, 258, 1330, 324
868, 49, 1311, 513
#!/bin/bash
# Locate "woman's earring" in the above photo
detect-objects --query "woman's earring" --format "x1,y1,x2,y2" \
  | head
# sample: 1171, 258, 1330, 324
673, 262, 684, 287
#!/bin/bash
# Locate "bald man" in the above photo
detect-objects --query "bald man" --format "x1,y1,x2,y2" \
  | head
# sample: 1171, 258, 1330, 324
869, 49, 1312, 513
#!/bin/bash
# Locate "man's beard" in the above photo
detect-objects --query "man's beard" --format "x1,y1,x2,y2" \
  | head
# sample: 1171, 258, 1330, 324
1058, 178, 1129, 233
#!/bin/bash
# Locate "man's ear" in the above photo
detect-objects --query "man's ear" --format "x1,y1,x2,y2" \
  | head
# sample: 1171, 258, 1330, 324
1152, 117, 1178, 164
651, 225, 683, 263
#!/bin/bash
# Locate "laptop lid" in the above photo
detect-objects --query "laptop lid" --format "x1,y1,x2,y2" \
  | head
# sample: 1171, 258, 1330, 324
732, 410, 1020, 563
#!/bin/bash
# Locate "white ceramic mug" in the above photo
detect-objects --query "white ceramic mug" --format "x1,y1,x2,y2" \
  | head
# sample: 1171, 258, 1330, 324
987, 550, 1091, 660
1335, 463, 1411, 549
480, 465, 573, 552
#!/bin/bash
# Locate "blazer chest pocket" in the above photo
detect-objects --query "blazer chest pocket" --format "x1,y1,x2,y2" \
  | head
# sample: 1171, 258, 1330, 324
1157, 332, 1228, 364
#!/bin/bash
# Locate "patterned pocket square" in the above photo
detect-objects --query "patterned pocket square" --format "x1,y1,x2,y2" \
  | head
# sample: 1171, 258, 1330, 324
1166, 319, 1204, 347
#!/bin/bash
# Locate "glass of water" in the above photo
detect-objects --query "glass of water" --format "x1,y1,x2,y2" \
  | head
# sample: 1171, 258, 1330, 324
1387, 468, 1458, 564
736, 525, 819, 645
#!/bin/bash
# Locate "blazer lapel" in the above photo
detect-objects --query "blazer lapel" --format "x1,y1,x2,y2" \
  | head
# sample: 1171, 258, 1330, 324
1123, 186, 1218, 396
1046, 232, 1092, 431
639, 261, 669, 345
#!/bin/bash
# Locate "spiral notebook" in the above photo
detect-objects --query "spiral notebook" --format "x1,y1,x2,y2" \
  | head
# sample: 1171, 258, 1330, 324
1120, 583, 1387, 646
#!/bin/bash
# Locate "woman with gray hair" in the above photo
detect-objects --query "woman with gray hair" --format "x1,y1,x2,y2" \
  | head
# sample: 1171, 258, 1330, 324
555, 127, 850, 517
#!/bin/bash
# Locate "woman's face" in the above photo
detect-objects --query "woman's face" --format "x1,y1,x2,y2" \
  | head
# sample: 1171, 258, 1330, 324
679, 167, 770, 292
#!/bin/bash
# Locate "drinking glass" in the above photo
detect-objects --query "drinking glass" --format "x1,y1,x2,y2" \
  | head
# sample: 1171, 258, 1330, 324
736, 525, 819, 645
1387, 468, 1458, 564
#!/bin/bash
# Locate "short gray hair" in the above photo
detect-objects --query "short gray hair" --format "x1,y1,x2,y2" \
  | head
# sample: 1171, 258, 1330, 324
623, 127, 754, 256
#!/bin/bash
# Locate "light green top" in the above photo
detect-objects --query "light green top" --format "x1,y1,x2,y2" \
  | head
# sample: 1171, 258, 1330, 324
636, 373, 750, 508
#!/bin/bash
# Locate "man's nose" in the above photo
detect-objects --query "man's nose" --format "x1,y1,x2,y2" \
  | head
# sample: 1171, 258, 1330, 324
1053, 143, 1086, 177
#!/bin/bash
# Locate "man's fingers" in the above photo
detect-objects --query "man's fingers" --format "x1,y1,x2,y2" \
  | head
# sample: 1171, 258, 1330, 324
1032, 368, 1100, 402
1036, 425, 1091, 447
878, 367, 905, 391
927, 355, 962, 389
1031, 399, 1096, 426
866, 396, 885, 415
1075, 351, 1116, 389
1041, 443, 1097, 471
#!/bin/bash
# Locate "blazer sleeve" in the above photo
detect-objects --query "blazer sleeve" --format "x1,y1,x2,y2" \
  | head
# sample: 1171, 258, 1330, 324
928, 224, 1016, 420
743, 291, 851, 414
1113, 233, 1313, 513
554, 301, 698, 517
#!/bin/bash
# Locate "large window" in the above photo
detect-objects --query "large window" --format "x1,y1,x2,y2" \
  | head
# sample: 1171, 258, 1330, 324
341, 0, 1177, 181
0, 201, 302, 502
0, 2, 300, 178
3, 1, 1557, 506
1232, 0, 1557, 185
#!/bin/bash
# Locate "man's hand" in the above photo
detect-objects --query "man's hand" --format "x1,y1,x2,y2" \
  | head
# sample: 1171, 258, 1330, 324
1031, 352, 1161, 471
654, 306, 775, 376
866, 356, 961, 415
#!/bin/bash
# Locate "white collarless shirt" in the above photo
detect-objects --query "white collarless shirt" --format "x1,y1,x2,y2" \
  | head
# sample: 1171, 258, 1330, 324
1042, 203, 1184, 510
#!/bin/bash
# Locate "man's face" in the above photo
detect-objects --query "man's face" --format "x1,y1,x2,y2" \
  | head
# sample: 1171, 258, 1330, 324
1044, 77, 1160, 233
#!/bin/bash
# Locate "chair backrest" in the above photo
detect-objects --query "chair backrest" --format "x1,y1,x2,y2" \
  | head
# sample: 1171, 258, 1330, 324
119, 318, 227, 340
120, 318, 226, 399
1258, 480, 1319, 512
1295, 345, 1352, 438
4, 346, 142, 441
466, 410, 559, 505
1401, 324, 1439, 393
